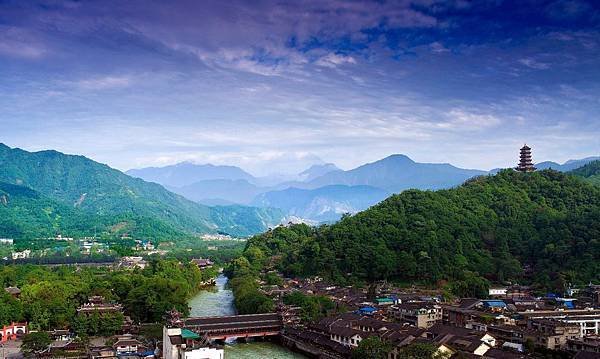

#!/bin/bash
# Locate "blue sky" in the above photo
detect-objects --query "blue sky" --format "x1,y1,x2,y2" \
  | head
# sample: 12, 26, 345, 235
1, 0, 599, 175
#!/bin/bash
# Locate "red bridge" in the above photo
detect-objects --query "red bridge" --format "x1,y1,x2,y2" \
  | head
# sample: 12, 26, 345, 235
183, 313, 283, 340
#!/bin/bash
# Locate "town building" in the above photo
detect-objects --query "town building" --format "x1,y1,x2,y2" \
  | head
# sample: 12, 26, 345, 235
0, 238, 13, 245
520, 309, 600, 337
489, 288, 508, 297
163, 326, 223, 359
118, 256, 147, 269
568, 336, 600, 354
11, 249, 31, 259
389, 303, 443, 328
113, 334, 147, 354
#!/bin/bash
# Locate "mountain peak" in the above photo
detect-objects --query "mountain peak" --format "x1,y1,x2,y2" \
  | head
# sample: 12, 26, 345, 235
374, 154, 415, 165
297, 163, 341, 182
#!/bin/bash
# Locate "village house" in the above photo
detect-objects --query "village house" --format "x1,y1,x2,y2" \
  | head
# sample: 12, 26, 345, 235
527, 319, 581, 350
568, 336, 600, 354
118, 256, 147, 269
11, 249, 31, 259
489, 287, 508, 297
520, 309, 600, 337
191, 258, 214, 270
89, 346, 118, 359
113, 334, 147, 354
4, 286, 21, 298
0, 238, 13, 245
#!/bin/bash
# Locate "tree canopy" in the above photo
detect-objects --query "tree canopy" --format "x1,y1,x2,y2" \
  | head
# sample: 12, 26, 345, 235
241, 170, 600, 293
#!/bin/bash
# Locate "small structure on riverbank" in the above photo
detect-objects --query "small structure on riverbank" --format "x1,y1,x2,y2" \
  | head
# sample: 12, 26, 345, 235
191, 258, 214, 270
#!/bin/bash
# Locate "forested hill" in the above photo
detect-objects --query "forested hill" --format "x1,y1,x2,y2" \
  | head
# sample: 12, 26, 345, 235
0, 144, 283, 239
243, 170, 600, 295
571, 160, 600, 186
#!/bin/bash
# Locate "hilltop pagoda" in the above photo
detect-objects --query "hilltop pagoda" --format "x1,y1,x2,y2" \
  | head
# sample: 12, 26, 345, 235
516, 144, 536, 172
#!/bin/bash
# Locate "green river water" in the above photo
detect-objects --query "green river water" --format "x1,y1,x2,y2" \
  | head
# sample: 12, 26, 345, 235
187, 274, 306, 359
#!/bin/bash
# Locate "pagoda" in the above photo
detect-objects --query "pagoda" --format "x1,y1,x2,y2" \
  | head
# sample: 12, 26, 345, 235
516, 144, 536, 172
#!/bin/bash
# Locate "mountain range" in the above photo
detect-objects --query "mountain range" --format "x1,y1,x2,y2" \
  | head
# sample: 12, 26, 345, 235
0, 144, 283, 240
128, 154, 599, 223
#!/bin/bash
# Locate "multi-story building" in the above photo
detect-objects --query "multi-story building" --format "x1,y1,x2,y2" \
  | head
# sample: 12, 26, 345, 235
390, 303, 443, 328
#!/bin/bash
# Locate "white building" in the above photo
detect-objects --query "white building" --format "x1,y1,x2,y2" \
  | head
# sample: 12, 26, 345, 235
489, 287, 508, 296
11, 250, 31, 259
163, 327, 223, 359
0, 238, 13, 245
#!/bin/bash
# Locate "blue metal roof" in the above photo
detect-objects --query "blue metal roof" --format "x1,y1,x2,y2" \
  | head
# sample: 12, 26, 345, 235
482, 300, 506, 307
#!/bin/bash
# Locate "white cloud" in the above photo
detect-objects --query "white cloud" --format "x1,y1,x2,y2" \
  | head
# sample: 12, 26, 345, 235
518, 57, 550, 70
76, 76, 132, 90
315, 53, 357, 68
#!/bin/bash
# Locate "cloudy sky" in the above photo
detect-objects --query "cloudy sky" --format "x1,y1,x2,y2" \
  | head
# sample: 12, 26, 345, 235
1, 0, 599, 175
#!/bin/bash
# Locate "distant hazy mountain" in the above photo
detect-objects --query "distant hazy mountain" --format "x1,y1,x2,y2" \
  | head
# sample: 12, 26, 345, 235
173, 179, 264, 205
305, 154, 486, 193
536, 157, 600, 172
127, 162, 255, 188
0, 144, 282, 238
252, 185, 390, 222
297, 163, 340, 182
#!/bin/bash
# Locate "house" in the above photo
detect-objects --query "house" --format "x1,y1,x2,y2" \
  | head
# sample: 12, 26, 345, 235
568, 336, 600, 354
423, 324, 496, 356
118, 256, 147, 269
481, 300, 507, 312
357, 306, 377, 316
113, 334, 146, 354
4, 286, 21, 298
38, 339, 84, 358
191, 258, 213, 270
390, 303, 443, 328
163, 326, 223, 359
49, 329, 71, 341
489, 288, 508, 297
0, 238, 13, 245
11, 250, 31, 260
527, 319, 581, 350
89, 346, 118, 359
520, 309, 600, 337
329, 326, 368, 347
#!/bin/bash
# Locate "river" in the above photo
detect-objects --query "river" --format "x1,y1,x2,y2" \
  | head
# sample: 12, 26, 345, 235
187, 274, 306, 359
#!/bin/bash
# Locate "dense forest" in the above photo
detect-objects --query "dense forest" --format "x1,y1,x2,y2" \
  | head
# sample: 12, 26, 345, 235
240, 170, 600, 296
0, 259, 213, 332
0, 143, 283, 239
571, 160, 600, 186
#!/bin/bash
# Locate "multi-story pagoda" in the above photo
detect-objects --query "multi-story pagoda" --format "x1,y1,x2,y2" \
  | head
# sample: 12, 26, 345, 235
516, 144, 536, 172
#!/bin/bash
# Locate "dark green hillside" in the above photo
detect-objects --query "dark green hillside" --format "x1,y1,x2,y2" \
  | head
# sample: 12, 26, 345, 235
243, 170, 600, 293
571, 160, 600, 186
0, 181, 183, 241
0, 144, 283, 239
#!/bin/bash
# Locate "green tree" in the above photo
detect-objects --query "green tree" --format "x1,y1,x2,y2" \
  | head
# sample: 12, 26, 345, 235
352, 337, 391, 359
21, 331, 51, 356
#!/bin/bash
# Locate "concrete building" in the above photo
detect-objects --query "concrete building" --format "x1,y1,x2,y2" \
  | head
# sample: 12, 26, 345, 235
163, 327, 223, 359
390, 303, 443, 328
